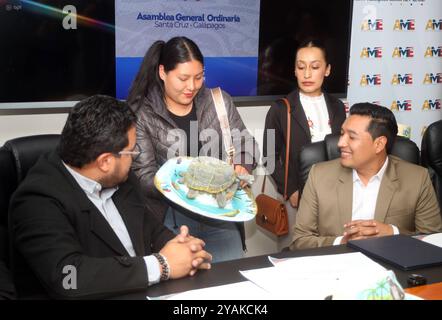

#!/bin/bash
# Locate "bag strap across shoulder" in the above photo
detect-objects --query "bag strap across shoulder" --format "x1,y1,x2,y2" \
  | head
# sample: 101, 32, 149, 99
261, 98, 291, 200
211, 87, 235, 164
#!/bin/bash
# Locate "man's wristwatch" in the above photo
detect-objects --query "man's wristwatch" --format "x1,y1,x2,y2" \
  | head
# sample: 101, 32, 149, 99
153, 253, 170, 281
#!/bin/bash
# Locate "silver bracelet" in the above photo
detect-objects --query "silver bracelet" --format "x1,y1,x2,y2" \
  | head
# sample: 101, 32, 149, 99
153, 253, 170, 281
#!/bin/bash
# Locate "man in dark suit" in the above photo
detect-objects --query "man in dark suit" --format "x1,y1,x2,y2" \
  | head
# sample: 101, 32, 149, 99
0, 261, 15, 300
0, 225, 15, 300
10, 95, 211, 299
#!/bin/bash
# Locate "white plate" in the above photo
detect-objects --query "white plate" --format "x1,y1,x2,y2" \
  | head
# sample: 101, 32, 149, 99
404, 293, 423, 300
154, 157, 257, 222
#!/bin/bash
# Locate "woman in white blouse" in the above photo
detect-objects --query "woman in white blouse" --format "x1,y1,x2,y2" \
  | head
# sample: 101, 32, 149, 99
263, 39, 346, 247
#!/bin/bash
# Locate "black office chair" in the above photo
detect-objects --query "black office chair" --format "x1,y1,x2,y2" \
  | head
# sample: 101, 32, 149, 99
298, 133, 421, 194
0, 149, 16, 264
0, 148, 17, 299
421, 120, 442, 210
0, 134, 60, 298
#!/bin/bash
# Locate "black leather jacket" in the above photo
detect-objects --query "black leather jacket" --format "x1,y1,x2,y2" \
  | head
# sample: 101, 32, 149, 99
131, 85, 259, 203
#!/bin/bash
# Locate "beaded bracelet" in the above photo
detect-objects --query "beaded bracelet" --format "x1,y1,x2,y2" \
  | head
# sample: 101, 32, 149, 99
153, 253, 170, 281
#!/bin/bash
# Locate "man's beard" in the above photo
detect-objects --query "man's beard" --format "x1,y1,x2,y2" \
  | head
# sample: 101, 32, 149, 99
99, 169, 128, 188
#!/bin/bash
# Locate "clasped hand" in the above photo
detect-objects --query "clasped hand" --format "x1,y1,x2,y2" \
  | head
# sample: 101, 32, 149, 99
160, 225, 212, 279
340, 219, 393, 244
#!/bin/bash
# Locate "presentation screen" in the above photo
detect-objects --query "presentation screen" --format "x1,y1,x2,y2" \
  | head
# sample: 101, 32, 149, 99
115, 0, 260, 99
0, 0, 116, 104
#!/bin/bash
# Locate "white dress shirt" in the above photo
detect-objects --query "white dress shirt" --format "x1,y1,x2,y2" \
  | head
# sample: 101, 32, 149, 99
300, 92, 331, 143
63, 163, 161, 285
334, 158, 399, 245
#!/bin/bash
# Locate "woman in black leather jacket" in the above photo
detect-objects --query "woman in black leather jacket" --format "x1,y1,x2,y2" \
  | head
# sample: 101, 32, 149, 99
127, 36, 259, 263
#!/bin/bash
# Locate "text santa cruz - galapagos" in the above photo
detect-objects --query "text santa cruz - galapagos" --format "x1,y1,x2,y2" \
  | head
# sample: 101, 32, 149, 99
137, 12, 241, 30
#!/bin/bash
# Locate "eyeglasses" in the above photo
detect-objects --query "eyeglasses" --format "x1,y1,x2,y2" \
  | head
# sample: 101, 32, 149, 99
118, 143, 142, 162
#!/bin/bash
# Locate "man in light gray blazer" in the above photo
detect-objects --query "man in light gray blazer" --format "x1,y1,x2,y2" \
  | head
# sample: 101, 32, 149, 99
291, 103, 442, 250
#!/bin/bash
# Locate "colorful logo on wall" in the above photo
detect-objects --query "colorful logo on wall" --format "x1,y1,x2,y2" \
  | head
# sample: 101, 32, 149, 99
422, 99, 441, 110
360, 74, 382, 86
362, 19, 383, 31
393, 19, 415, 31
424, 46, 442, 57
425, 19, 442, 30
392, 47, 414, 58
423, 73, 442, 84
361, 47, 383, 58
391, 74, 413, 85
391, 100, 412, 111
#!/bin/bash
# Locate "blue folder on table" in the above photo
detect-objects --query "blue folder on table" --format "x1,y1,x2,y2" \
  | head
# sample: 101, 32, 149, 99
347, 234, 442, 271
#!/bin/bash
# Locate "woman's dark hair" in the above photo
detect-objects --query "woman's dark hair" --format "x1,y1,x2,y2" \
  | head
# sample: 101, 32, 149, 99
349, 102, 398, 154
127, 36, 204, 107
296, 38, 329, 65
58, 95, 136, 167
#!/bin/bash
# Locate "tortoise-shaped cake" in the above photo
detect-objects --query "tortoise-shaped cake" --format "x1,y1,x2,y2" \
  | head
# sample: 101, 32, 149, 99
178, 156, 254, 208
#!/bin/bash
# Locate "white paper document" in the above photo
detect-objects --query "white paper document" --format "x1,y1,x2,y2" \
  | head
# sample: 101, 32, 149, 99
421, 232, 442, 248
241, 252, 388, 299
148, 252, 408, 300
147, 281, 274, 300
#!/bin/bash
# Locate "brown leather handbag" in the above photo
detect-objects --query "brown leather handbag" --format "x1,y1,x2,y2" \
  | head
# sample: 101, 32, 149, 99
255, 98, 291, 236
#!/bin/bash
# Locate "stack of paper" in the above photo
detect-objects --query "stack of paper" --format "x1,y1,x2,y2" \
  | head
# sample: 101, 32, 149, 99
421, 232, 442, 248
241, 252, 389, 299
163, 281, 274, 300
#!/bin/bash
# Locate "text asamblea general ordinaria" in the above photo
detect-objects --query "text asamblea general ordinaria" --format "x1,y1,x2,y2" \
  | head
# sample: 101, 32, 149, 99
137, 12, 240, 23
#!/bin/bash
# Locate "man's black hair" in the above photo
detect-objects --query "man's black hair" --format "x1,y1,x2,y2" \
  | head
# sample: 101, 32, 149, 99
349, 102, 398, 153
58, 95, 136, 167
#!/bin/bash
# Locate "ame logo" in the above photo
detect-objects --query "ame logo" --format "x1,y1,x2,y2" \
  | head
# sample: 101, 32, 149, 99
425, 19, 442, 31
393, 19, 415, 31
391, 74, 413, 85
361, 19, 383, 31
361, 47, 382, 58
423, 73, 442, 84
391, 100, 412, 112
422, 99, 441, 111
360, 74, 381, 86
392, 47, 414, 58
424, 46, 442, 58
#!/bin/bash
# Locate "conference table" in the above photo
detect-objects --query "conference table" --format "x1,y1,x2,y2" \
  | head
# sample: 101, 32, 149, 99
144, 244, 442, 300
